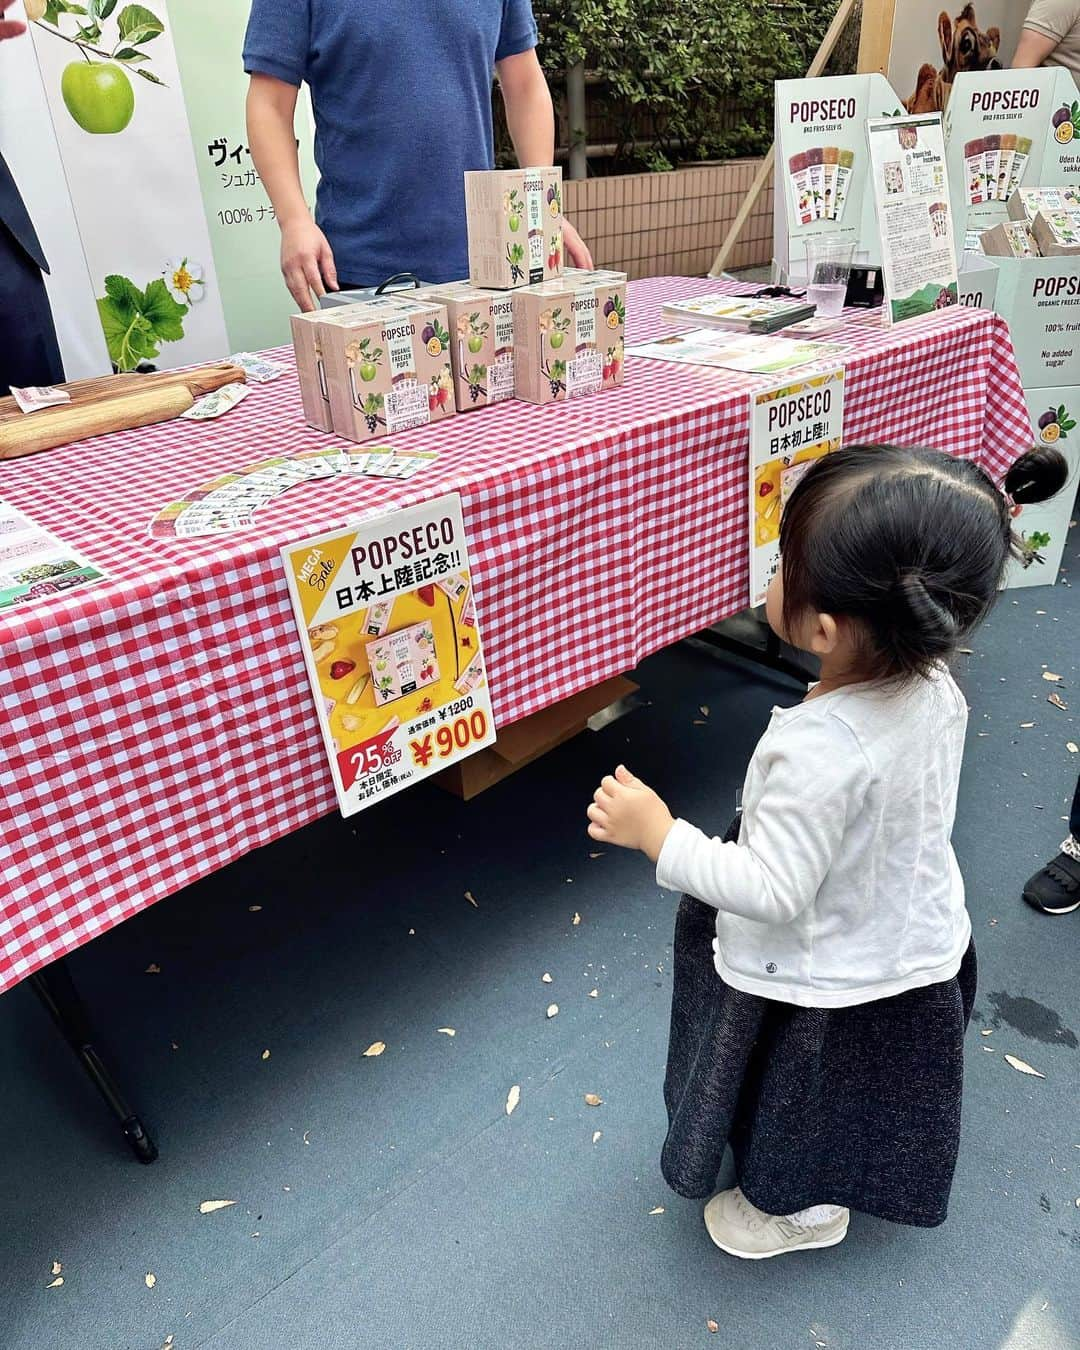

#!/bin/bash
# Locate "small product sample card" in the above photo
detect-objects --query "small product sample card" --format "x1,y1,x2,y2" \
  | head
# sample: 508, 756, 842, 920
148, 446, 439, 539
280, 493, 496, 816
181, 381, 251, 420
0, 500, 106, 610
867, 113, 959, 324
229, 352, 287, 383
9, 384, 72, 414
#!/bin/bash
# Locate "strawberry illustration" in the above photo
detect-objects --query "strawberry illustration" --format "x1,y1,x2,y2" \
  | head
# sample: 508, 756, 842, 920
417, 584, 436, 606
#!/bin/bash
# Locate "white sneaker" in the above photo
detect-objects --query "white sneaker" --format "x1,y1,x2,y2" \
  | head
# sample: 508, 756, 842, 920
704, 1186, 849, 1260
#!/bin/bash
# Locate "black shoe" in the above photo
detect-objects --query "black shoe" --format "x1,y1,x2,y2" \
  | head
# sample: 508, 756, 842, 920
1023, 850, 1080, 915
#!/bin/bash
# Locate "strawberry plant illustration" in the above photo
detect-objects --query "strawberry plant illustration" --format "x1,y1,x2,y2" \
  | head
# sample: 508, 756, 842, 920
428, 367, 453, 413
358, 392, 385, 434
504, 187, 524, 232
345, 337, 383, 383
602, 293, 626, 331
506, 242, 526, 284
547, 233, 562, 271
96, 272, 186, 371
546, 182, 562, 218
1037, 403, 1076, 444
602, 339, 624, 383
1051, 102, 1080, 146
31, 1, 167, 135
421, 317, 450, 358
1016, 529, 1052, 568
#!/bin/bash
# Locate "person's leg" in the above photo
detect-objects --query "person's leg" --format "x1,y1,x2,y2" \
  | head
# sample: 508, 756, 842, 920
1022, 772, 1080, 915
0, 223, 64, 389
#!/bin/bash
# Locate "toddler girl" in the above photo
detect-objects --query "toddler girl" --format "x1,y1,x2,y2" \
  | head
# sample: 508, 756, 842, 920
587, 442, 1067, 1258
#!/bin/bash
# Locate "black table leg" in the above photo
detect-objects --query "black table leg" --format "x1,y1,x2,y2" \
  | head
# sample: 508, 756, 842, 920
29, 959, 158, 1164
694, 611, 819, 687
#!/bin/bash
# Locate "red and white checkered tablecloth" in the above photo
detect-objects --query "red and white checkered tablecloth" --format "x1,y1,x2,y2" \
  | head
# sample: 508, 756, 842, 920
0, 276, 1031, 995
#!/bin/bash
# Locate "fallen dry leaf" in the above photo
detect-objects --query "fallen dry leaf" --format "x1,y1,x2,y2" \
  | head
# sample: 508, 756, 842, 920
437, 1027, 456, 1037
649, 1206, 665, 1215
546, 1004, 559, 1019
303, 1131, 311, 1145
261, 1049, 270, 1060
588, 988, 599, 998
980, 1028, 993, 1037
464, 891, 479, 908
1020, 722, 1035, 729
506, 1085, 520, 1116
1067, 743, 1079, 754
145, 964, 161, 974
957, 648, 974, 655
198, 1200, 236, 1215
592, 1131, 602, 1144
1048, 692, 1069, 712
50, 1261, 61, 1276
572, 912, 581, 926
707, 1320, 719, 1334
145, 1273, 156, 1289
1042, 672, 1062, 683
45, 1277, 63, 1289
1004, 1054, 1045, 1079
541, 972, 553, 984
363, 1042, 386, 1058
584, 1093, 603, 1107
162, 1337, 175, 1350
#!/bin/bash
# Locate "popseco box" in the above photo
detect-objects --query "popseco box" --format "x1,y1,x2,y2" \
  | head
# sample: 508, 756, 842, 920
512, 268, 626, 405
291, 303, 378, 432
317, 298, 456, 443
465, 167, 564, 290
411, 281, 517, 411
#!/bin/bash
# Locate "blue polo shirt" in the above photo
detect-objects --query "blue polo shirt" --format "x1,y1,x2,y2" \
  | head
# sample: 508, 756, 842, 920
243, 1, 538, 287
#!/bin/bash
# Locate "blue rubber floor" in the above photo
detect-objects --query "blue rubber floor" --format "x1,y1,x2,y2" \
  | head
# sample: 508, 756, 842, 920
2, 527, 1078, 1350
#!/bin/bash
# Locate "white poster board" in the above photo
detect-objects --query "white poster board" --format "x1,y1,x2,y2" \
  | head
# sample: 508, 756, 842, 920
867, 113, 959, 323
281, 495, 496, 817
773, 74, 903, 282
748, 366, 845, 607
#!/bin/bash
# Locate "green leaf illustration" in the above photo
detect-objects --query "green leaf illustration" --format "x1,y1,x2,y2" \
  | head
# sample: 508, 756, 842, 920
117, 2, 163, 43
89, 0, 118, 18
134, 67, 165, 84
113, 45, 148, 60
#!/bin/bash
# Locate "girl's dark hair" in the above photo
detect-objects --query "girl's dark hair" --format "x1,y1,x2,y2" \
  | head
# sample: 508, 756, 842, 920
779, 444, 1070, 681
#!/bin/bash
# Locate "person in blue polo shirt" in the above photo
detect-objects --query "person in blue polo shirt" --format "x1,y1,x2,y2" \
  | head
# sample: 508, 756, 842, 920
244, 0, 593, 312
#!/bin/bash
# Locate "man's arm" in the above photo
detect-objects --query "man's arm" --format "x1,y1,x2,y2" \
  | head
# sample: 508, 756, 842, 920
1012, 28, 1060, 66
496, 48, 593, 270
246, 73, 337, 312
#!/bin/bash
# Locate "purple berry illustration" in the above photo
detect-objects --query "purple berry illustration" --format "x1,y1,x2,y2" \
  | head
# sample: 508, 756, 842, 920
1038, 409, 1057, 429
421, 324, 435, 345
1052, 107, 1070, 127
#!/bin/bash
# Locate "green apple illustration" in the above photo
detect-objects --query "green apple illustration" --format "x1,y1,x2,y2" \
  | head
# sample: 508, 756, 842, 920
508, 214, 521, 232
61, 61, 135, 134
549, 331, 564, 349
358, 359, 377, 382
467, 334, 483, 354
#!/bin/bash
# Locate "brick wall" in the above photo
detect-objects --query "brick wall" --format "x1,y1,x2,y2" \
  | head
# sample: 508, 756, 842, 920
564, 160, 774, 279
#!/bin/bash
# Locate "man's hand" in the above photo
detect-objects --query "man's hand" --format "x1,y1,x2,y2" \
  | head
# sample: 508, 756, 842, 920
1, 0, 27, 40
280, 215, 338, 313
562, 218, 593, 270
587, 765, 675, 862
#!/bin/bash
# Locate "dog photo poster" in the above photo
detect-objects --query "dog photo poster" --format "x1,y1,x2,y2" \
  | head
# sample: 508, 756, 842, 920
890, 3, 1024, 116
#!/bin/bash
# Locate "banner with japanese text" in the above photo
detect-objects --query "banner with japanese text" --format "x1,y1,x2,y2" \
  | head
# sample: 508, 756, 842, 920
749, 367, 845, 607
281, 495, 497, 817
26, 0, 317, 373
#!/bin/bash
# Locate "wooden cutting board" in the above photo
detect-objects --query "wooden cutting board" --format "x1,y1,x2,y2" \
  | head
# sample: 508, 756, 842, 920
0, 362, 247, 460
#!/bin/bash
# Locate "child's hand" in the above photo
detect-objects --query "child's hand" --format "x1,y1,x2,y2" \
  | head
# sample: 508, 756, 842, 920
587, 765, 675, 862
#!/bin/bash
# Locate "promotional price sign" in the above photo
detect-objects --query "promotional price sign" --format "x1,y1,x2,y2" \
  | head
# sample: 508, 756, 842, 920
867, 113, 959, 323
748, 367, 845, 607
281, 495, 496, 817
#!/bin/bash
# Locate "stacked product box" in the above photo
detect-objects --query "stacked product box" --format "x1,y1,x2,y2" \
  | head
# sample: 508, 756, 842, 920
464, 166, 564, 289
512, 268, 627, 405
410, 281, 517, 412
292, 296, 457, 443
971, 181, 1080, 588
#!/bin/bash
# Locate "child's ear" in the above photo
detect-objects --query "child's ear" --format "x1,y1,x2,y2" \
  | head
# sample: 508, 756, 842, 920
808, 611, 840, 656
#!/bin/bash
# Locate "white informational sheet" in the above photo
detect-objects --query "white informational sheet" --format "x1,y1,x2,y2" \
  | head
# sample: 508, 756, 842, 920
867, 113, 960, 324
626, 330, 846, 376
0, 500, 106, 611
748, 366, 845, 607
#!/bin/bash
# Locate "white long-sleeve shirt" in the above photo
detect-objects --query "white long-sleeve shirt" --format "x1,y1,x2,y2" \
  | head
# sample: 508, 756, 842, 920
656, 666, 972, 1008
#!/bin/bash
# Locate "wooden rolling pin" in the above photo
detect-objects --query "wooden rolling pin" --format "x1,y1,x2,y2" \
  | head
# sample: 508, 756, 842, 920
0, 362, 247, 459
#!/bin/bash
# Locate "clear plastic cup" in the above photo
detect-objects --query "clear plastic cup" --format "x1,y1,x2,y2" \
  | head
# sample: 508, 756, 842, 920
802, 236, 855, 318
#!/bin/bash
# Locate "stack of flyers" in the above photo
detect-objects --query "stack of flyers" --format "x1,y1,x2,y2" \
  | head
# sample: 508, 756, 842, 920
148, 445, 440, 539
229, 352, 287, 383
661, 294, 817, 334
181, 381, 251, 421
